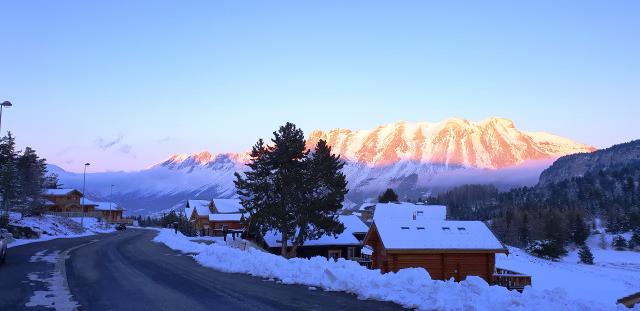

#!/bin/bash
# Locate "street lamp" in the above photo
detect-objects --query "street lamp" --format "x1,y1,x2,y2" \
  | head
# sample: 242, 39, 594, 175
0, 101, 12, 135
80, 162, 91, 228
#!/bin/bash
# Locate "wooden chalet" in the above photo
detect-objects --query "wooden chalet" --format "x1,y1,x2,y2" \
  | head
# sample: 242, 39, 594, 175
364, 202, 531, 290
261, 215, 370, 262
43, 189, 98, 214
43, 188, 132, 224
185, 199, 245, 236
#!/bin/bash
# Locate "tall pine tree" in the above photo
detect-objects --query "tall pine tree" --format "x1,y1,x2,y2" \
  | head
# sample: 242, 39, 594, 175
0, 132, 20, 215
16, 147, 49, 216
235, 123, 348, 258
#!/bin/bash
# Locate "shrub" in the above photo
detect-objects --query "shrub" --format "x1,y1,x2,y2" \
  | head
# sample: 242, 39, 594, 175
526, 239, 567, 260
578, 245, 594, 265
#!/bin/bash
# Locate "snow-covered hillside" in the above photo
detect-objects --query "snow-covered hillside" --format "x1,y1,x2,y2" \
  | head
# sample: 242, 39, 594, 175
51, 117, 594, 215
497, 232, 640, 305
7, 213, 115, 248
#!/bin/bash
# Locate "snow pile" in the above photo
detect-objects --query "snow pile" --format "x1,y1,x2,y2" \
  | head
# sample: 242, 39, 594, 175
8, 213, 115, 248
154, 229, 630, 311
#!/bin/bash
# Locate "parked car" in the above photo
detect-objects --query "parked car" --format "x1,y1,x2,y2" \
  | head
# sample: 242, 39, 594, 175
116, 224, 127, 231
0, 230, 8, 265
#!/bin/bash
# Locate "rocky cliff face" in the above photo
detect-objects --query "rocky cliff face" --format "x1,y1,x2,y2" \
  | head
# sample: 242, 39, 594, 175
305, 117, 594, 169
539, 140, 640, 185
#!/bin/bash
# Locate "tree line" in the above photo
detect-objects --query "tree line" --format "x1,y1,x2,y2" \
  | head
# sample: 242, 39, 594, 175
0, 132, 59, 226
429, 162, 640, 260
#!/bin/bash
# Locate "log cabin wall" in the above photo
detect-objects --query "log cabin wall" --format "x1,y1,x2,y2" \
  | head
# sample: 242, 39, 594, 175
384, 252, 494, 283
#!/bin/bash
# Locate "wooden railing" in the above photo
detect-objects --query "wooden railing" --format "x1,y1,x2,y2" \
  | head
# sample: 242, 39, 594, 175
493, 268, 532, 291
44, 211, 104, 218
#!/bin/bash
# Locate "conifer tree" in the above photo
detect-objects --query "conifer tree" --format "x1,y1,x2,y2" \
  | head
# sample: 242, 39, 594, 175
0, 132, 20, 215
378, 188, 399, 203
571, 213, 590, 245
629, 230, 640, 250
578, 245, 594, 264
235, 123, 348, 258
16, 147, 49, 216
612, 235, 628, 250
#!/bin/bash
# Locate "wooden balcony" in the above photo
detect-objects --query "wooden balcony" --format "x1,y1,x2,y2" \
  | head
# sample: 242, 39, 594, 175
492, 267, 532, 291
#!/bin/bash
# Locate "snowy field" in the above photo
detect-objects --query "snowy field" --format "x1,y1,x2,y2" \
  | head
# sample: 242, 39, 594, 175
154, 229, 636, 311
6, 213, 115, 248
497, 232, 640, 306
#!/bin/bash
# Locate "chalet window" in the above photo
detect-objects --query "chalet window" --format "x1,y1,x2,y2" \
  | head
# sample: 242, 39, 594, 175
416, 211, 424, 216
401, 226, 410, 230
347, 247, 355, 259
457, 227, 466, 232
417, 227, 425, 230
442, 227, 451, 231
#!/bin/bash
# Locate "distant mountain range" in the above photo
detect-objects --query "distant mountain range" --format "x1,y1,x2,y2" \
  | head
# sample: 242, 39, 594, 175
51, 117, 595, 215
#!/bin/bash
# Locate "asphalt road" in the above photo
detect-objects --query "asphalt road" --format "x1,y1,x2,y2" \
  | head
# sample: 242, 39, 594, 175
0, 229, 405, 311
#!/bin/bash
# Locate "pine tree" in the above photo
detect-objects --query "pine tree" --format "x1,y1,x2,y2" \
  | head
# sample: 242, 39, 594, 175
286, 139, 347, 257
378, 188, 399, 203
518, 213, 530, 247
578, 245, 594, 264
0, 132, 20, 215
571, 213, 590, 245
16, 147, 49, 217
236, 124, 350, 258
629, 230, 640, 250
612, 235, 628, 250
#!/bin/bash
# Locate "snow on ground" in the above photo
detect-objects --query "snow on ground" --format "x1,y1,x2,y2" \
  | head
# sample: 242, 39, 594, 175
497, 232, 640, 306
7, 213, 115, 248
25, 249, 79, 311
154, 229, 633, 311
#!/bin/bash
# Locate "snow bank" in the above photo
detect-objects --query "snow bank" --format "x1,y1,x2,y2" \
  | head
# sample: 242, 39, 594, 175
154, 229, 631, 311
7, 214, 115, 248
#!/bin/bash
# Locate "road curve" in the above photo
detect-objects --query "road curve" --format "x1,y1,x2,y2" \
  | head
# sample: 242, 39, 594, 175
1, 229, 405, 311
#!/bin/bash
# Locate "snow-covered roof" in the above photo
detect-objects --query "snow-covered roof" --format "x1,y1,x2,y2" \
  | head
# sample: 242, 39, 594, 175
212, 199, 243, 214
208, 213, 245, 221
184, 207, 195, 219
83, 199, 123, 210
187, 200, 212, 216
44, 188, 81, 196
373, 202, 447, 222
371, 220, 505, 252
263, 215, 368, 248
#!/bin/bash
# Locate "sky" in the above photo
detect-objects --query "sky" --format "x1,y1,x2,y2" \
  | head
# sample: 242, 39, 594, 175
0, 1, 638, 172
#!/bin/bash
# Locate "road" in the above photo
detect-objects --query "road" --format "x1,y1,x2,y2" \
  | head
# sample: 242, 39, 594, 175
0, 229, 405, 311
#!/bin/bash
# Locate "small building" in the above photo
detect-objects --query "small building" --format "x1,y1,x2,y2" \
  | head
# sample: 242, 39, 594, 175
85, 200, 130, 224
184, 199, 246, 236
184, 200, 214, 232
262, 215, 370, 261
364, 220, 508, 283
43, 189, 132, 224
43, 188, 98, 214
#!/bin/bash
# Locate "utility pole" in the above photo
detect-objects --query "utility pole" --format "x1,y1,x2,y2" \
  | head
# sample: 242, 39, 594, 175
80, 163, 91, 228
0, 101, 13, 136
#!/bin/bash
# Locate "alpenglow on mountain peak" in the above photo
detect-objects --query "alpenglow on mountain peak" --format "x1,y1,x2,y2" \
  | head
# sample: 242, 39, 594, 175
162, 117, 595, 170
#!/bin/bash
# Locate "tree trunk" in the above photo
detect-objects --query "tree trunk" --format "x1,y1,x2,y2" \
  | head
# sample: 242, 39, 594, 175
280, 231, 288, 257
287, 227, 306, 259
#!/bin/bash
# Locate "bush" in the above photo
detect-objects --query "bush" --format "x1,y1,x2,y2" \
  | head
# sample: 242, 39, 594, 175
629, 230, 640, 250
578, 245, 594, 264
612, 235, 628, 250
526, 239, 567, 260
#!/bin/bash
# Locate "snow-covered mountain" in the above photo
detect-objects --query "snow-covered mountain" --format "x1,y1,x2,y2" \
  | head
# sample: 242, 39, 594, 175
53, 117, 595, 215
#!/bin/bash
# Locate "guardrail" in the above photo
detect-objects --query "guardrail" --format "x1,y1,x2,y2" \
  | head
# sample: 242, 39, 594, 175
493, 267, 532, 291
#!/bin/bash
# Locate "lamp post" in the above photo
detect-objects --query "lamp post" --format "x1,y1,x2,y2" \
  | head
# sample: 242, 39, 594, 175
110, 184, 115, 222
0, 101, 12, 135
80, 162, 91, 228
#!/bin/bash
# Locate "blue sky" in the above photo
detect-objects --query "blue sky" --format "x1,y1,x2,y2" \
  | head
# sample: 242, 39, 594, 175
1, 1, 638, 172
